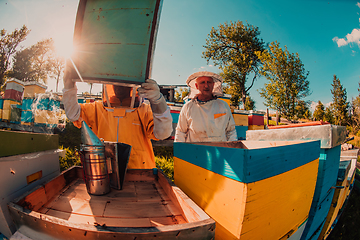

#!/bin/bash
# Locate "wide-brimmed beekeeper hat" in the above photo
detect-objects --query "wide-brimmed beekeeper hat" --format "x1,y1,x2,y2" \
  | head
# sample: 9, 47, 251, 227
186, 71, 224, 99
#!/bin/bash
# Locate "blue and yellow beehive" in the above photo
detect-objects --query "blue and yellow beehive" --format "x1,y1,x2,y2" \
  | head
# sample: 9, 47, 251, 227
232, 109, 248, 140
174, 139, 320, 240
30, 93, 61, 128
246, 123, 347, 240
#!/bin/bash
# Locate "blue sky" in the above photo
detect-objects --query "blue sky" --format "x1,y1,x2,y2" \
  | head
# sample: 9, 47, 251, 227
1, 0, 360, 111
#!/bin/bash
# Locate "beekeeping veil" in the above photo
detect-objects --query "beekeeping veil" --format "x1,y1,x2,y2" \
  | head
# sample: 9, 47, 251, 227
102, 84, 140, 108
186, 71, 224, 99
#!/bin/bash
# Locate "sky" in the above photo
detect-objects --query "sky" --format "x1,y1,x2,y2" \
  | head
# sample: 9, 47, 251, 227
1, 0, 360, 112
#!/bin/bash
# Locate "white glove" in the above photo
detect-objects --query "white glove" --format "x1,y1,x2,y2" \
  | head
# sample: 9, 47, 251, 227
137, 79, 167, 113
137, 79, 162, 104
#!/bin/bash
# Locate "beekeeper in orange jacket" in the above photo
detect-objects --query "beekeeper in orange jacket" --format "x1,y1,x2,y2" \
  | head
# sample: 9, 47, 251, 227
62, 64, 173, 169
175, 71, 237, 142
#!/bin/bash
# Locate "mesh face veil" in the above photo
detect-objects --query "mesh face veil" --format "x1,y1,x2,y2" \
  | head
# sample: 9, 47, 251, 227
186, 71, 224, 99
102, 84, 140, 108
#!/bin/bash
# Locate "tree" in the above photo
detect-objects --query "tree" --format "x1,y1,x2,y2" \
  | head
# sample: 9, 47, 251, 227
175, 87, 189, 102
324, 106, 334, 124
202, 21, 266, 108
10, 38, 57, 84
330, 75, 349, 126
257, 41, 310, 120
0, 25, 30, 85
349, 82, 360, 134
294, 100, 311, 120
244, 96, 256, 110
313, 101, 325, 121
48, 52, 65, 92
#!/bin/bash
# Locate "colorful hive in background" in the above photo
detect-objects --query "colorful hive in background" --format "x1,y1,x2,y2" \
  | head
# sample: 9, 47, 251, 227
232, 110, 248, 140
21, 82, 48, 125
174, 140, 321, 240
0, 98, 3, 120
32, 93, 61, 128
2, 79, 24, 121
23, 81, 47, 98
218, 94, 231, 107
246, 124, 347, 240
77, 97, 86, 104
248, 110, 265, 130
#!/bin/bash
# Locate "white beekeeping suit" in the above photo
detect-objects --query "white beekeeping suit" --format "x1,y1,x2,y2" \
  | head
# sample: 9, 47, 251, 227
174, 71, 237, 142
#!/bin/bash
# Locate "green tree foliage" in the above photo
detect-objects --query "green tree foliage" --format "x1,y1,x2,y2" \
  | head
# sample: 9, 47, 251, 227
257, 41, 310, 120
330, 75, 349, 126
295, 100, 311, 120
0, 25, 30, 86
324, 106, 334, 124
59, 146, 81, 172
244, 96, 256, 110
174, 87, 189, 102
58, 120, 81, 150
349, 82, 360, 134
313, 101, 325, 121
202, 21, 266, 107
9, 38, 62, 84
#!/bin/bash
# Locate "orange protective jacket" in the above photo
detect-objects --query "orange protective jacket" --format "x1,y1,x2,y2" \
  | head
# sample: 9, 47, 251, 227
73, 101, 157, 169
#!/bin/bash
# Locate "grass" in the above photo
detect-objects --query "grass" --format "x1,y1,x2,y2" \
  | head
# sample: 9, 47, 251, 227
154, 146, 174, 181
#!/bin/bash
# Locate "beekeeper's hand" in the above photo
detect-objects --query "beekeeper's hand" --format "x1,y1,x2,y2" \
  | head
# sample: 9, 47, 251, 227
138, 79, 161, 103
138, 79, 172, 139
63, 59, 76, 90
138, 79, 167, 114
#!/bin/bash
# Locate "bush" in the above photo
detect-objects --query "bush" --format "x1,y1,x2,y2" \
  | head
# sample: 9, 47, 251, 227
155, 156, 174, 181
59, 146, 81, 172
58, 120, 81, 150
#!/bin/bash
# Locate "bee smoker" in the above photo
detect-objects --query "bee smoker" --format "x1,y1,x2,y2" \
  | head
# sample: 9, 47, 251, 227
80, 121, 110, 195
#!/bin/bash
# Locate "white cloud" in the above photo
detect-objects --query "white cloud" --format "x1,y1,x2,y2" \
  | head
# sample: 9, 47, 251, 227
324, 102, 332, 108
309, 101, 332, 113
310, 101, 317, 112
333, 28, 360, 47
192, 65, 218, 72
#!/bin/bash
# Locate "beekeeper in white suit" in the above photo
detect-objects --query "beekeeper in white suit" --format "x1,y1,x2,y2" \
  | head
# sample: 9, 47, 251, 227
174, 71, 237, 142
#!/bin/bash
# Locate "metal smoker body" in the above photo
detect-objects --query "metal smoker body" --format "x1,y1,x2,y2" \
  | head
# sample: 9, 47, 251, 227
80, 121, 110, 195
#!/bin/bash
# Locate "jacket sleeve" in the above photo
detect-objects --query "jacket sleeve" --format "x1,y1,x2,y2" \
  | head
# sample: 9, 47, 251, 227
226, 107, 238, 141
174, 104, 189, 142
153, 106, 173, 140
62, 87, 81, 122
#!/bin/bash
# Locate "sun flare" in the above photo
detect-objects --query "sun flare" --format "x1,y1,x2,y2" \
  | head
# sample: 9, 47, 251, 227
54, 36, 74, 59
